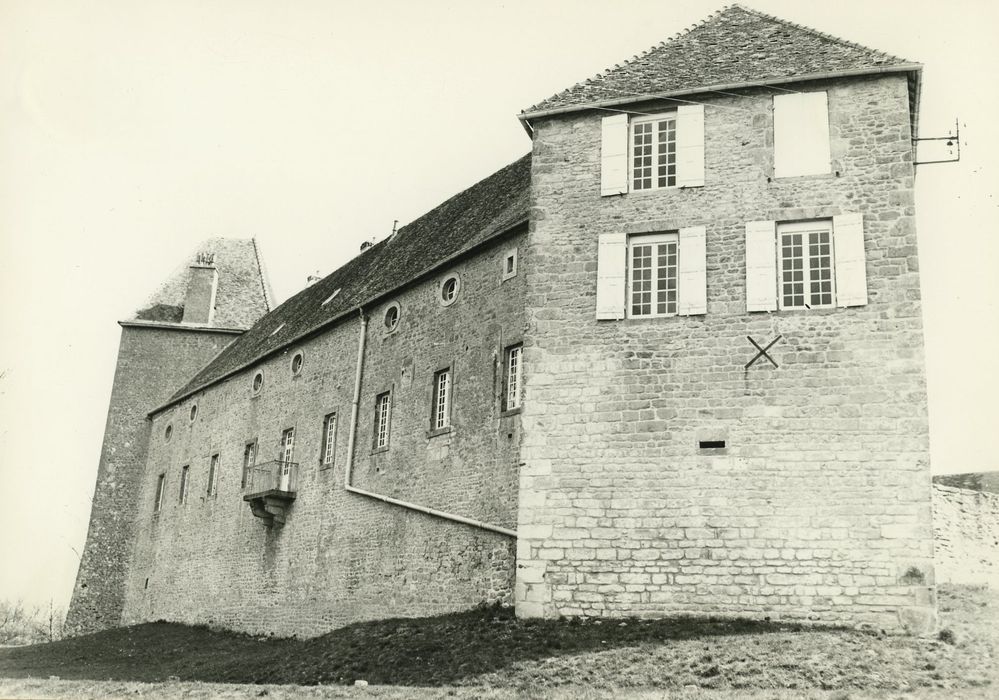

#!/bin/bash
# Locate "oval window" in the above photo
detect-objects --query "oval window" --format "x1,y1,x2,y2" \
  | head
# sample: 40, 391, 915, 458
189, 405, 198, 422
440, 274, 460, 306
384, 303, 400, 332
291, 352, 304, 375
165, 424, 173, 441
252, 371, 264, 394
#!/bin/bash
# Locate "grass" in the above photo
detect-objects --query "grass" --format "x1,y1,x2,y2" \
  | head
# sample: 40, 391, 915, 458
0, 585, 995, 697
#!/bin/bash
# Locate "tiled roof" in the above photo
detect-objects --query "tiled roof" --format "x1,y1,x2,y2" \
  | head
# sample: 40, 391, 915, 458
522, 4, 919, 118
130, 237, 272, 330
160, 153, 531, 410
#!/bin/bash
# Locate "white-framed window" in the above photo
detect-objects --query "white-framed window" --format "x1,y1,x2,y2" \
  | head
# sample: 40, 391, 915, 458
251, 371, 264, 394
373, 392, 391, 449
432, 369, 451, 430
154, 474, 165, 513
601, 105, 704, 196
179, 465, 190, 505
321, 413, 337, 467
207, 453, 220, 498
631, 113, 677, 191
383, 302, 401, 333
596, 227, 707, 320
290, 352, 304, 376
627, 233, 679, 318
777, 220, 834, 310
241, 440, 257, 488
504, 345, 523, 411
502, 248, 518, 281
280, 428, 295, 464
745, 214, 867, 312
439, 274, 461, 307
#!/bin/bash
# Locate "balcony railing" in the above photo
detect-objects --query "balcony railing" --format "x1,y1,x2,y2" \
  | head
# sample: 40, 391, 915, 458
243, 460, 299, 496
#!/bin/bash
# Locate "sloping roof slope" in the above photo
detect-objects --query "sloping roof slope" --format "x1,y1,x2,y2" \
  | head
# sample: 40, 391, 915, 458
161, 153, 531, 410
522, 4, 918, 118
131, 237, 272, 329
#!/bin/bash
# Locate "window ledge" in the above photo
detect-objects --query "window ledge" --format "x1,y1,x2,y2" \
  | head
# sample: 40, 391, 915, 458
427, 426, 452, 439
501, 407, 522, 418
371, 446, 390, 455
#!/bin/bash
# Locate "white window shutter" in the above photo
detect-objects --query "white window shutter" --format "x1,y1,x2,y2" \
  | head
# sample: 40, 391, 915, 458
595, 232, 627, 319
600, 114, 629, 196
676, 105, 705, 188
745, 221, 777, 312
773, 92, 831, 178
833, 213, 867, 307
678, 226, 707, 315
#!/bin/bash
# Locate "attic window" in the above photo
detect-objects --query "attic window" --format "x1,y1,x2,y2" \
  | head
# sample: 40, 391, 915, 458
440, 274, 461, 307
291, 352, 304, 376
321, 289, 341, 306
164, 424, 173, 441
252, 371, 264, 394
502, 248, 518, 281
270, 323, 286, 337
189, 404, 198, 422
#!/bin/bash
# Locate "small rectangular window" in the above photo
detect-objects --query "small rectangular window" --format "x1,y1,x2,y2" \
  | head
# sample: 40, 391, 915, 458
374, 392, 391, 449
207, 453, 220, 498
154, 474, 165, 513
242, 440, 257, 488
631, 113, 677, 190
502, 247, 518, 281
628, 233, 678, 317
432, 369, 452, 430
321, 413, 337, 466
179, 465, 190, 505
504, 345, 523, 411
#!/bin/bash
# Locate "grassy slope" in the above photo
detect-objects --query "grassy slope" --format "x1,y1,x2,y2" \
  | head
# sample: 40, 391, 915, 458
0, 585, 994, 695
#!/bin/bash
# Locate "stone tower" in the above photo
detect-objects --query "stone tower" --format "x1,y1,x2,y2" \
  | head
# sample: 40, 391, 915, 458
65, 238, 273, 635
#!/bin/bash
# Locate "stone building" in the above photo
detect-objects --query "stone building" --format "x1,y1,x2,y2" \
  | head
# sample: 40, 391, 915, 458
68, 5, 937, 637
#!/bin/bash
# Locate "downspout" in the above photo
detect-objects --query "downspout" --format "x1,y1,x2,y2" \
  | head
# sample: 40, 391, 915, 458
344, 309, 517, 539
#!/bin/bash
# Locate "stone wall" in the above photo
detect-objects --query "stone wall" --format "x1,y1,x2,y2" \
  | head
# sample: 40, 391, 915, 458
120, 232, 525, 637
66, 326, 242, 635
518, 73, 936, 633
933, 484, 999, 587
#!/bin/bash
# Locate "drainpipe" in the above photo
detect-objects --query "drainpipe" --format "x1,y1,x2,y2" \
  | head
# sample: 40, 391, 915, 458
343, 308, 516, 539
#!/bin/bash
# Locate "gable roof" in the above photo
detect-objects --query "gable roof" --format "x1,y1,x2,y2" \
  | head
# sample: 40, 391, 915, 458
521, 4, 920, 120
129, 237, 273, 330
156, 153, 531, 413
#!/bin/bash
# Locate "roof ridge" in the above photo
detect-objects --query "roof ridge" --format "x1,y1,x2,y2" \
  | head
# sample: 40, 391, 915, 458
250, 236, 275, 311
729, 3, 914, 65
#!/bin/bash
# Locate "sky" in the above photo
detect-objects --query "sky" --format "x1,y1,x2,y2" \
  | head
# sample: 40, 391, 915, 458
0, 0, 996, 612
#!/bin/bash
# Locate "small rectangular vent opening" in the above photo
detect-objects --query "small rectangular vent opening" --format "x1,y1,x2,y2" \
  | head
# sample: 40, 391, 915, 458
699, 440, 726, 449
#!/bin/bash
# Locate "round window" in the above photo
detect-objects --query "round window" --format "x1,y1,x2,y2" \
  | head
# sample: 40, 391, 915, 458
165, 424, 173, 441
440, 274, 460, 306
189, 405, 198, 422
291, 352, 304, 375
252, 371, 264, 393
384, 303, 400, 332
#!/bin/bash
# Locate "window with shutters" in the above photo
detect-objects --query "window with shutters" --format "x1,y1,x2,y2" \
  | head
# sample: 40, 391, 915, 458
773, 92, 831, 178
207, 453, 220, 498
596, 227, 706, 320
628, 233, 679, 317
631, 113, 677, 191
241, 440, 257, 488
601, 105, 704, 196
154, 474, 165, 513
179, 465, 190, 505
744, 214, 867, 313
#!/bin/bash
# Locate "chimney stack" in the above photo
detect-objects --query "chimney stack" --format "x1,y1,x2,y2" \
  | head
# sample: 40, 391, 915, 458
182, 252, 218, 325
306, 272, 322, 287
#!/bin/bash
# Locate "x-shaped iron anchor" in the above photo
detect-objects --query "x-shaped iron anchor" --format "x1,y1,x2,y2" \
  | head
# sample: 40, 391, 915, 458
745, 335, 782, 369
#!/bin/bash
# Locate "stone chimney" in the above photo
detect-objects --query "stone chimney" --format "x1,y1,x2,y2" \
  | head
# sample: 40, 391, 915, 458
182, 252, 218, 325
